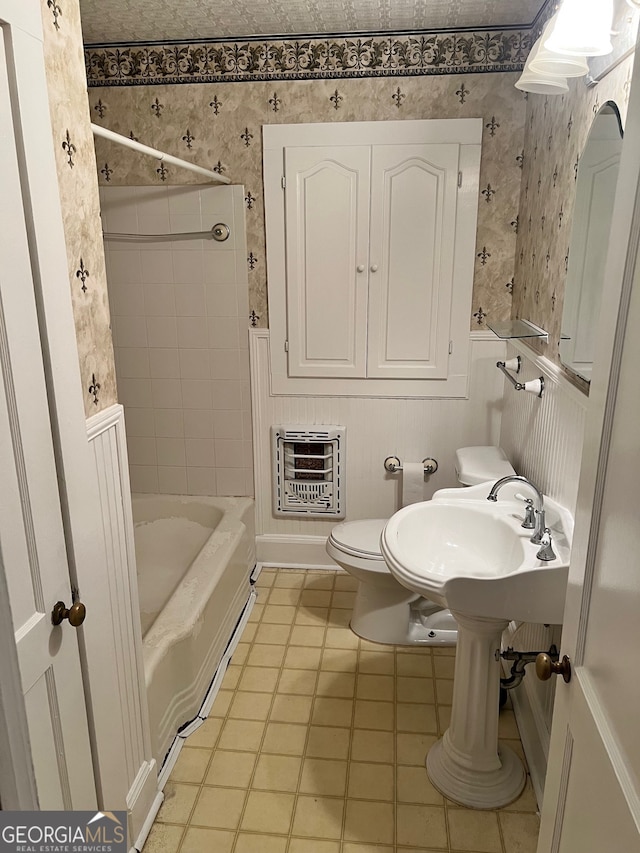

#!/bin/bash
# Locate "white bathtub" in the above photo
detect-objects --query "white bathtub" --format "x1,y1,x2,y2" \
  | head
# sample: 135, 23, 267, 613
132, 494, 255, 764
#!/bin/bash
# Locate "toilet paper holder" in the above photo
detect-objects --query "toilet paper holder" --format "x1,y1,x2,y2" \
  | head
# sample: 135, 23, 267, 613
384, 456, 439, 475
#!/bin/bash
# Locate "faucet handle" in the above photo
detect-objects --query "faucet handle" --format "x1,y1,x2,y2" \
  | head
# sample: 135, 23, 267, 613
515, 492, 533, 503
536, 528, 556, 562
516, 495, 536, 530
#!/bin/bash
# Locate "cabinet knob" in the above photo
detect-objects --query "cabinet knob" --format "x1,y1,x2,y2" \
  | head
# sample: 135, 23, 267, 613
370, 264, 379, 273
357, 264, 365, 273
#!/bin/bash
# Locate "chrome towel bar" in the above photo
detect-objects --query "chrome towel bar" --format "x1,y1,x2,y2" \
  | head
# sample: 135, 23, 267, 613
496, 356, 544, 397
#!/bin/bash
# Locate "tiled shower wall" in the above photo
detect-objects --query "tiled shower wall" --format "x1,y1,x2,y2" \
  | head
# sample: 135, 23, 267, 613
101, 184, 253, 496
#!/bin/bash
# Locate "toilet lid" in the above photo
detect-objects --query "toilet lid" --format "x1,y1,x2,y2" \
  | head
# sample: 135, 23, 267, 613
328, 519, 387, 560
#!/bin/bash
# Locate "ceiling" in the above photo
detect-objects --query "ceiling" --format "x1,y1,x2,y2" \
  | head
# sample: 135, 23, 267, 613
79, 0, 547, 45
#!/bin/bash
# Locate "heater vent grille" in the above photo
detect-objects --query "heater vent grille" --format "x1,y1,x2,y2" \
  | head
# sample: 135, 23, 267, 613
272, 425, 345, 517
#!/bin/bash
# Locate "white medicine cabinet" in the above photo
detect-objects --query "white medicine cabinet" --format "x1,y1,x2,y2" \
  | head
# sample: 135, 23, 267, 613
263, 119, 482, 397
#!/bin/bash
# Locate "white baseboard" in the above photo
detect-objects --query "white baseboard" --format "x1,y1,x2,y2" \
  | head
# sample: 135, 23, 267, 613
132, 791, 163, 852
506, 672, 549, 810
126, 757, 159, 850
256, 534, 338, 569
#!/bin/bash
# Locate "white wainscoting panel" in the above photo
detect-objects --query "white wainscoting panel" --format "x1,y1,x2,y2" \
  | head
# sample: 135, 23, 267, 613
500, 342, 588, 515
499, 342, 588, 806
87, 404, 159, 845
250, 329, 506, 563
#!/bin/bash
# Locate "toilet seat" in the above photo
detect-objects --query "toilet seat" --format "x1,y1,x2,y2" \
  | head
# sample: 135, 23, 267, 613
327, 519, 387, 570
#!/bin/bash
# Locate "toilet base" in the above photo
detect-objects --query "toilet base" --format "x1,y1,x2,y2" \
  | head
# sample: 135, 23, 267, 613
350, 581, 458, 646
408, 604, 458, 646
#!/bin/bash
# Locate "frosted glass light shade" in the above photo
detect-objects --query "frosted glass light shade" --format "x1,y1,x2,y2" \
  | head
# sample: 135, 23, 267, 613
545, 0, 614, 57
515, 70, 569, 95
529, 14, 589, 77
515, 37, 569, 95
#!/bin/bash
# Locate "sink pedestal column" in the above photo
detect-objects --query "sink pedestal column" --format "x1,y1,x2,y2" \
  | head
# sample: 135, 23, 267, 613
426, 611, 525, 809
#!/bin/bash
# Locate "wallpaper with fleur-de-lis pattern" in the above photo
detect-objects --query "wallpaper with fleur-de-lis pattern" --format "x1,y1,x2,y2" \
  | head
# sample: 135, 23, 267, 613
40, 0, 117, 415
89, 73, 526, 329
513, 56, 634, 390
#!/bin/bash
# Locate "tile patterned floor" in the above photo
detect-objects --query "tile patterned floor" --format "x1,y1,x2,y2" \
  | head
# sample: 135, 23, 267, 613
145, 569, 540, 853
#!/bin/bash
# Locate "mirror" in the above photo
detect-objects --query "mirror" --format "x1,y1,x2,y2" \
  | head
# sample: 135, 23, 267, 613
560, 102, 623, 383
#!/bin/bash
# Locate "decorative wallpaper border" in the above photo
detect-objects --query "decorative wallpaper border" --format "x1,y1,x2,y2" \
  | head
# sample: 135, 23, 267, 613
85, 30, 531, 86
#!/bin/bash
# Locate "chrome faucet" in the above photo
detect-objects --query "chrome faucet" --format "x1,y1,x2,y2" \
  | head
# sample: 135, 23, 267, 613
487, 475, 546, 545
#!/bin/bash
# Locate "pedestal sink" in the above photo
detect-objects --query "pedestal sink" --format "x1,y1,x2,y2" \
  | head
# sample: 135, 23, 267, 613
380, 481, 573, 809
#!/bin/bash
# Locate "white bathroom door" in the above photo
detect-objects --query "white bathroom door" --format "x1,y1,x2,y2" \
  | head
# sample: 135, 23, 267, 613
0, 7, 96, 809
536, 46, 640, 853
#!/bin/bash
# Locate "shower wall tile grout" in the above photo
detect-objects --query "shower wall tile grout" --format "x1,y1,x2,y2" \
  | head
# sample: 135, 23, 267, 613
102, 184, 253, 496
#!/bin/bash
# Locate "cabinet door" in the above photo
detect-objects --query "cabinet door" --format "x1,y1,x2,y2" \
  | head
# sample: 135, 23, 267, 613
285, 146, 370, 377
367, 144, 460, 379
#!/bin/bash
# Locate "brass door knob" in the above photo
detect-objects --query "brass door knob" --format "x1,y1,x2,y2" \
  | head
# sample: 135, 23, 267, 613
51, 600, 86, 628
535, 652, 571, 683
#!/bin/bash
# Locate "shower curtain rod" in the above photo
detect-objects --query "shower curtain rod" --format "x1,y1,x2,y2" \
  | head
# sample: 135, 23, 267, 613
91, 123, 231, 184
102, 229, 219, 242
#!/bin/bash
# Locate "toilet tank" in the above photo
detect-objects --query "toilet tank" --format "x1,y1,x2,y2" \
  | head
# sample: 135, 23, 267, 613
455, 446, 515, 486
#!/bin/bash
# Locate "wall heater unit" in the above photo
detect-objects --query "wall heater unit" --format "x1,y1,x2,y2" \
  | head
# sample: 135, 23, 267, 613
272, 425, 345, 518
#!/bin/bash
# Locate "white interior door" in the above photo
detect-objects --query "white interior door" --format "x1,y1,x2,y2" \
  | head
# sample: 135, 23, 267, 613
537, 49, 640, 853
0, 9, 96, 809
284, 145, 371, 377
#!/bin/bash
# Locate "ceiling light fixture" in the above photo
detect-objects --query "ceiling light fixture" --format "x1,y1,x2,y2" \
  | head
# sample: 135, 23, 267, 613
528, 14, 590, 77
516, 0, 616, 95
515, 38, 570, 94
545, 0, 614, 57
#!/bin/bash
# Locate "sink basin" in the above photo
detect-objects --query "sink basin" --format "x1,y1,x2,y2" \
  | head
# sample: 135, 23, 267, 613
380, 481, 573, 624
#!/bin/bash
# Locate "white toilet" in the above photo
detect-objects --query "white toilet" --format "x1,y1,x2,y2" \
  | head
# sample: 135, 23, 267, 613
326, 446, 515, 645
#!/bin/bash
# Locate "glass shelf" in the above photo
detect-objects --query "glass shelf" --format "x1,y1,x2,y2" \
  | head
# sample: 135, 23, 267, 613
487, 319, 549, 340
